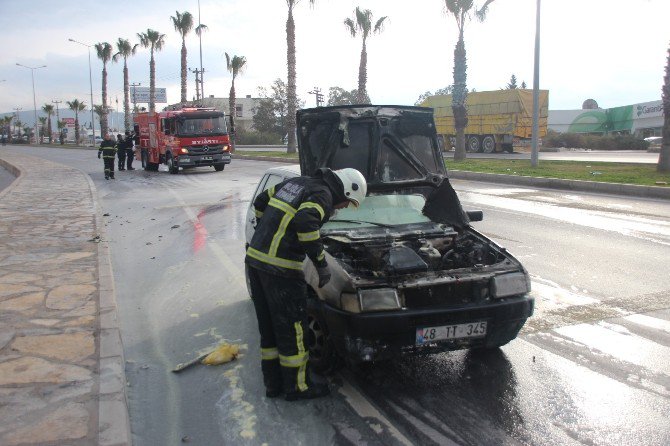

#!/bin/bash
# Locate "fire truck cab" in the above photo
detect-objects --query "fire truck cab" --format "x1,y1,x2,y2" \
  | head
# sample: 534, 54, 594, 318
133, 107, 232, 174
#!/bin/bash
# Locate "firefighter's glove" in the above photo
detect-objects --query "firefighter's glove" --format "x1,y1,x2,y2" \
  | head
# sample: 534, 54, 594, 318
317, 266, 331, 288
97, 152, 101, 159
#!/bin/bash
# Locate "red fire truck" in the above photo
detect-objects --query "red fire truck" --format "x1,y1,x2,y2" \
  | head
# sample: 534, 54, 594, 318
133, 107, 232, 174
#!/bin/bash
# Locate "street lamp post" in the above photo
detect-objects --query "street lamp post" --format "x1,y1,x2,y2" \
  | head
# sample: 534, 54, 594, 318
69, 38, 96, 145
16, 63, 46, 145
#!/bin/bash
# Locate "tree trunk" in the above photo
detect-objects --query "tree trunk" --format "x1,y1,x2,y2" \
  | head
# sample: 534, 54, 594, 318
229, 77, 236, 149
286, 3, 297, 154
150, 50, 156, 113
181, 39, 187, 104
452, 32, 468, 162
101, 64, 109, 136
74, 114, 80, 144
123, 61, 130, 132
658, 46, 670, 172
47, 113, 52, 143
357, 39, 368, 104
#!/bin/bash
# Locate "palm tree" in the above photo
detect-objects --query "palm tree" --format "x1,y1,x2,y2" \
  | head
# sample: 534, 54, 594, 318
171, 11, 194, 104
94, 42, 113, 136
195, 23, 208, 100
42, 104, 54, 143
138, 29, 167, 113
444, 0, 496, 161
38, 117, 47, 141
56, 119, 66, 144
113, 38, 139, 132
344, 7, 388, 104
94, 105, 112, 129
3, 115, 13, 143
67, 99, 87, 144
285, 0, 317, 154
225, 53, 247, 122
659, 45, 670, 173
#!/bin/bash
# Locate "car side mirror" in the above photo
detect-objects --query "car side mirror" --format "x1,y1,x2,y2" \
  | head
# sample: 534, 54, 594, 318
467, 210, 483, 222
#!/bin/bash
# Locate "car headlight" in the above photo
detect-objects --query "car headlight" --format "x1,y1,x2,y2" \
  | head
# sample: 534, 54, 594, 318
340, 293, 360, 313
358, 288, 401, 312
491, 273, 529, 298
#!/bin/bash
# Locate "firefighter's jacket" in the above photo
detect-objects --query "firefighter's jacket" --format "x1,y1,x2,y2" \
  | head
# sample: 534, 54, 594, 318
246, 169, 346, 279
98, 139, 117, 158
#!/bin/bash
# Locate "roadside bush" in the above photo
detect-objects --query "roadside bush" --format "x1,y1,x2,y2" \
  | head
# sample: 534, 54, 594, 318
234, 128, 282, 145
544, 132, 649, 150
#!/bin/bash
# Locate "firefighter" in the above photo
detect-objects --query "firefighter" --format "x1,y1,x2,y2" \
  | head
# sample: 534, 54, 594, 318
116, 134, 126, 171
124, 131, 135, 170
97, 133, 117, 179
245, 168, 367, 401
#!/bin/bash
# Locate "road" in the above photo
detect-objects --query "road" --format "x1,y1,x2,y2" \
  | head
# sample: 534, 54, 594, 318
4, 146, 670, 445
236, 146, 662, 164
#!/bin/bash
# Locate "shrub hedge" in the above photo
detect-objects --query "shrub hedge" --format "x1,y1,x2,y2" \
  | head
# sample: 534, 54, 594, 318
543, 131, 649, 150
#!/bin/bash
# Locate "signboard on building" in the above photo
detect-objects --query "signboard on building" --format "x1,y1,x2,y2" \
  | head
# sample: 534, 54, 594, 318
130, 86, 167, 104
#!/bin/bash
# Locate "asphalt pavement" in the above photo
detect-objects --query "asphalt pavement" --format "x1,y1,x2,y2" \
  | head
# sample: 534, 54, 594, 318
1, 145, 669, 445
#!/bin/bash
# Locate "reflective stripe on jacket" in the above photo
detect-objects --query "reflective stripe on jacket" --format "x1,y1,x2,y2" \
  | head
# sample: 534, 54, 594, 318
98, 140, 117, 159
245, 176, 333, 278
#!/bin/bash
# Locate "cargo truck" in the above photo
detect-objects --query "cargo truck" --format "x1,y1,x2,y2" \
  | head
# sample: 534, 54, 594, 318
133, 107, 232, 174
420, 89, 549, 153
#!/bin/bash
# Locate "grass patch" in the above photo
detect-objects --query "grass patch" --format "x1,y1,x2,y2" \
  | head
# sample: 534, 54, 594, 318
236, 151, 298, 159
446, 159, 670, 187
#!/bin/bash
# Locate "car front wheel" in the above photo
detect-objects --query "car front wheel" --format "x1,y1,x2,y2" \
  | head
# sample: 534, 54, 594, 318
306, 307, 341, 374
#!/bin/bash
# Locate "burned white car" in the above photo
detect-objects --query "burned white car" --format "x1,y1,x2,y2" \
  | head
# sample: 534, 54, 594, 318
245, 105, 533, 371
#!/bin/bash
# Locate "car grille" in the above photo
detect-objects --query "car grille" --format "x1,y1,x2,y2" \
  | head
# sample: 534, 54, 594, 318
402, 281, 488, 309
188, 145, 224, 154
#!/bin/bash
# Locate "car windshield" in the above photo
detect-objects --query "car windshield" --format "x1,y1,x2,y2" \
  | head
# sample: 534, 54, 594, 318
176, 116, 227, 136
324, 194, 431, 230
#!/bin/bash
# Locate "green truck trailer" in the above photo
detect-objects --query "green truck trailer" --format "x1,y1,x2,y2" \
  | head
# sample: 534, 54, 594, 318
420, 89, 549, 153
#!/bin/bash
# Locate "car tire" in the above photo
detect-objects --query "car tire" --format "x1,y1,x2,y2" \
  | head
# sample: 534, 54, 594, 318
306, 306, 341, 374
482, 135, 496, 153
467, 136, 481, 153
167, 154, 179, 174
214, 164, 225, 172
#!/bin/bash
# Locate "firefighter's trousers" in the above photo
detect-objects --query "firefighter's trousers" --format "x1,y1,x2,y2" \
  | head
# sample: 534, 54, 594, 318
117, 149, 126, 169
248, 265, 311, 394
103, 157, 115, 179
125, 148, 134, 169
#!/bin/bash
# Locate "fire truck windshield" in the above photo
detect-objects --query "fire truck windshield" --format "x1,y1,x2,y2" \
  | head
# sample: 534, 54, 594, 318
176, 116, 227, 136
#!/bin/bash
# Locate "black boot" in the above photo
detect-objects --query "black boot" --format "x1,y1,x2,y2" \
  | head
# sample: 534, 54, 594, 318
285, 382, 330, 401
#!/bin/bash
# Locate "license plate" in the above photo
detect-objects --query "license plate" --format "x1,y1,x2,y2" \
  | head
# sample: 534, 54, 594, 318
416, 321, 487, 345
202, 155, 213, 160
180, 158, 190, 163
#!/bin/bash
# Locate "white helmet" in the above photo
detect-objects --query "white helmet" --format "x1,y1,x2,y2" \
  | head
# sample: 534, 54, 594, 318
333, 168, 367, 208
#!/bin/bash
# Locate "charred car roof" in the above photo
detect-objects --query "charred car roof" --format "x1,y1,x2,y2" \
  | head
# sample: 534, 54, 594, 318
297, 105, 447, 193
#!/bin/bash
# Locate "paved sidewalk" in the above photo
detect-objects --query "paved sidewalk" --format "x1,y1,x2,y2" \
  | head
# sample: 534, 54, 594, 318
0, 153, 130, 445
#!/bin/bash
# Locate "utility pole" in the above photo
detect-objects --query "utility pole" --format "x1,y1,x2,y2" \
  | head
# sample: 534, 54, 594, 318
197, 0, 204, 99
190, 68, 201, 101
52, 100, 62, 122
130, 82, 141, 114
308, 87, 324, 107
530, 0, 542, 168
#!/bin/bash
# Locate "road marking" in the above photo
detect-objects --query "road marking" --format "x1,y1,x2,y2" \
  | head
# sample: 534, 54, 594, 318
337, 374, 414, 446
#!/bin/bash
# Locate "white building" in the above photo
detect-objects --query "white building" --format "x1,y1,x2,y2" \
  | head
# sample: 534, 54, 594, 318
167, 95, 262, 132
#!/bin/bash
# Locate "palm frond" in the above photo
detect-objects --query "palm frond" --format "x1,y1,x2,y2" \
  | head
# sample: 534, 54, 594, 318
374, 16, 388, 34
343, 18, 356, 37
475, 0, 495, 21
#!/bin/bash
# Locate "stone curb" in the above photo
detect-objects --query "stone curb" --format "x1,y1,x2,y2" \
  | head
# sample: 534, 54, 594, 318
80, 170, 132, 446
0, 156, 132, 446
233, 155, 670, 200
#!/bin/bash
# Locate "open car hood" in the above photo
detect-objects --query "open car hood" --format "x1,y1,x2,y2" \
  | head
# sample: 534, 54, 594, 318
297, 105, 448, 192
297, 105, 469, 228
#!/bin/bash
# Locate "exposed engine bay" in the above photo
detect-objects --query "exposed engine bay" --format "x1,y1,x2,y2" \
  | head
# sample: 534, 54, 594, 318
323, 225, 507, 279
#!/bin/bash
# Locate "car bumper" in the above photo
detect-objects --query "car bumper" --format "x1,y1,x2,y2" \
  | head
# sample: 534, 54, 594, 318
176, 153, 231, 167
320, 295, 534, 362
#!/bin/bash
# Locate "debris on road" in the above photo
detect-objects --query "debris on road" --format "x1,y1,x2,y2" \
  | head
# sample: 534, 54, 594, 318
172, 342, 241, 373
88, 235, 101, 243
171, 224, 180, 229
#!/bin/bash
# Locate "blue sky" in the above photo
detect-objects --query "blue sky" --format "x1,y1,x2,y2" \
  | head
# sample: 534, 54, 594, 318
1, 0, 668, 118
